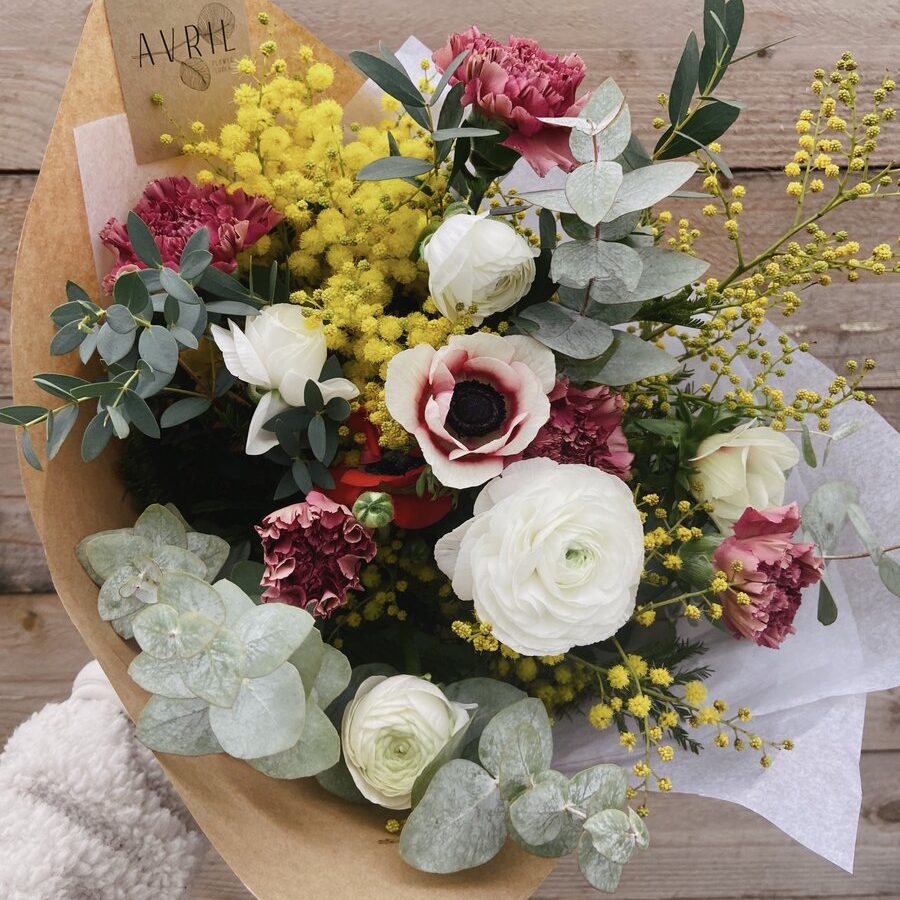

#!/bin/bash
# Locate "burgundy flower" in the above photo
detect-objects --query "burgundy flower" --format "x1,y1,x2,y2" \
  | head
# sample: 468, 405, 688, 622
713, 503, 824, 649
433, 27, 587, 176
524, 378, 633, 479
100, 176, 282, 292
256, 492, 377, 619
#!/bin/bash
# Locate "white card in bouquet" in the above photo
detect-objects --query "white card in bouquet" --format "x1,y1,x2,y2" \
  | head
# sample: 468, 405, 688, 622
72, 35, 900, 875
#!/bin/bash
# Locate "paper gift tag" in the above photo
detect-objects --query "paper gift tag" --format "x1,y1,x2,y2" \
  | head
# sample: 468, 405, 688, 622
105, 0, 252, 163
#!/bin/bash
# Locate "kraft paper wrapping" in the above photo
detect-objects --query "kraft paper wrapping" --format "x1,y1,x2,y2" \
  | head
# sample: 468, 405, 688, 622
9, 1, 555, 897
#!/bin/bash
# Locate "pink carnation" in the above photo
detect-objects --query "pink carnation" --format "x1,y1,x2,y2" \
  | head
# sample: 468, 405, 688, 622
256, 492, 377, 619
100, 176, 282, 292
713, 503, 824, 649
524, 379, 633, 479
433, 27, 587, 177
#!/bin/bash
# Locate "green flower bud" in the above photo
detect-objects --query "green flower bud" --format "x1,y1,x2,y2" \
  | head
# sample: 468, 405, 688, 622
353, 491, 394, 529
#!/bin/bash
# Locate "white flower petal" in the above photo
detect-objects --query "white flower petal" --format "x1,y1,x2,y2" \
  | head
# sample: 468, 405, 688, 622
245, 390, 288, 456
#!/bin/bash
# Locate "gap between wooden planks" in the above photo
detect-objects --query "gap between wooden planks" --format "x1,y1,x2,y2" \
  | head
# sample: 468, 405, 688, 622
1, 593, 899, 899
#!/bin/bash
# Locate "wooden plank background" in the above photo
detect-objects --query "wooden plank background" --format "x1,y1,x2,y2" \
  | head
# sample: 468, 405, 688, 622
1, 1, 898, 897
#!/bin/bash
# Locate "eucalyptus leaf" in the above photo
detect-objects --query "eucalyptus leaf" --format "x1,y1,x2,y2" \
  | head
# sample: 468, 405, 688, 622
569, 764, 628, 811
133, 604, 218, 660
136, 696, 222, 756
583, 808, 636, 864
182, 628, 246, 707
400, 759, 507, 874
158, 571, 225, 623
186, 532, 230, 580
479, 697, 552, 779
518, 189, 575, 214
802, 481, 858, 553
564, 330, 677, 386
97, 566, 147, 620
570, 78, 631, 163
357, 156, 433, 181
603, 161, 697, 220
349, 51, 426, 108
878, 556, 900, 597
817, 574, 839, 626
519, 303, 614, 359
669, 32, 700, 125
551, 240, 643, 292
208, 663, 306, 759
80, 531, 154, 583
443, 678, 526, 749
97, 322, 135, 365
312, 644, 352, 710
509, 770, 569, 845
410, 718, 472, 807
151, 545, 207, 580
128, 652, 194, 700
161, 396, 211, 428
508, 815, 582, 858
565, 162, 623, 227
247, 704, 340, 778
577, 832, 625, 893
290, 626, 326, 695
590, 246, 709, 306
213, 579, 257, 626
45, 405, 79, 460
139, 325, 179, 375
127, 212, 162, 267
233, 603, 315, 678
135, 504, 187, 548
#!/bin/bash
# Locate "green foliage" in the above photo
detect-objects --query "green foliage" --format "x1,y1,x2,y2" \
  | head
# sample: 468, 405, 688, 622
79, 502, 349, 777
0, 224, 264, 467
398, 687, 646, 891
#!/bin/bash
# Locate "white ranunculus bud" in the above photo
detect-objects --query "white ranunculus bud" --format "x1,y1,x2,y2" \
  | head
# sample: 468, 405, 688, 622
434, 458, 644, 656
690, 422, 800, 532
423, 212, 537, 325
341, 675, 470, 810
210, 304, 358, 456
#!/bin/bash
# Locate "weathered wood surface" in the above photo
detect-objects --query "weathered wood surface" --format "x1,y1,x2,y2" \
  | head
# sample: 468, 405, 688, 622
2, 0, 899, 171
2, 594, 899, 900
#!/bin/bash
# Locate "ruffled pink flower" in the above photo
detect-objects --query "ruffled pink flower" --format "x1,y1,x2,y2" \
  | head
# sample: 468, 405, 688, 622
256, 492, 377, 619
100, 176, 282, 292
385, 332, 556, 490
433, 27, 587, 177
524, 379, 633, 479
713, 503, 824, 649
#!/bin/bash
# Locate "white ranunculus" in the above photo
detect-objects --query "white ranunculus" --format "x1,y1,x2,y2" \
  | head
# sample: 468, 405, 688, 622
341, 674, 470, 810
434, 458, 644, 657
691, 422, 800, 531
210, 304, 358, 456
424, 212, 537, 325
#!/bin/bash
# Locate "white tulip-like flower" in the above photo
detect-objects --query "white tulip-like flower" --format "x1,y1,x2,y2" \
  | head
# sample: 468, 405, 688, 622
435, 458, 644, 656
424, 212, 537, 325
210, 304, 358, 456
341, 674, 470, 810
691, 422, 800, 531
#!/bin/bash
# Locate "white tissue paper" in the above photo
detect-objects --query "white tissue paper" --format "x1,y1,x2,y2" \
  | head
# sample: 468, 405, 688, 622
73, 35, 900, 874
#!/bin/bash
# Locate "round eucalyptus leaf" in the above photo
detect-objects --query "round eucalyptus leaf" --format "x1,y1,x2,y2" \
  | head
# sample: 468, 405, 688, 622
289, 626, 325, 695
316, 755, 367, 804
247, 704, 340, 779
208, 663, 306, 759
97, 565, 146, 621
134, 503, 188, 548
187, 531, 231, 580
128, 652, 194, 700
175, 611, 221, 659
479, 697, 552, 779
565, 161, 623, 227
443, 678, 526, 749
135, 696, 223, 756
233, 603, 315, 679
213, 579, 256, 627
151, 544, 208, 580
111, 614, 135, 640
583, 808, 636, 864
628, 806, 649, 850
569, 763, 628, 812
509, 770, 569, 845
577, 831, 625, 893
312, 644, 351, 710
410, 717, 473, 808
400, 759, 507, 874
133, 604, 182, 660
158, 571, 225, 624
497, 721, 547, 801
508, 814, 582, 858
80, 531, 154, 583
182, 628, 246, 707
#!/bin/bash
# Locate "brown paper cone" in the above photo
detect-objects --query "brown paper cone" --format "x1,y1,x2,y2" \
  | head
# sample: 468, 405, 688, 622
10, 1, 556, 896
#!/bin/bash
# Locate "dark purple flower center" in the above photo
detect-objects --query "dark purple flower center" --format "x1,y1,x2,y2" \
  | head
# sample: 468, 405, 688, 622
364, 451, 418, 476
446, 380, 507, 438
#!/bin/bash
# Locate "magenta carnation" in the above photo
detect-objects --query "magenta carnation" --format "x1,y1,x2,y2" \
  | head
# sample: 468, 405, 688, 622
100, 176, 282, 292
713, 503, 824, 649
524, 379, 633, 479
256, 492, 377, 619
433, 27, 587, 177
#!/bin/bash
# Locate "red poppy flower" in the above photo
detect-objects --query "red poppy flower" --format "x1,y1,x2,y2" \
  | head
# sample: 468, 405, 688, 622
327, 412, 454, 530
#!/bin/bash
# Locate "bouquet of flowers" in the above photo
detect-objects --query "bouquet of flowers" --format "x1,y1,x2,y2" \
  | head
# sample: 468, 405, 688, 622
7, 0, 900, 894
